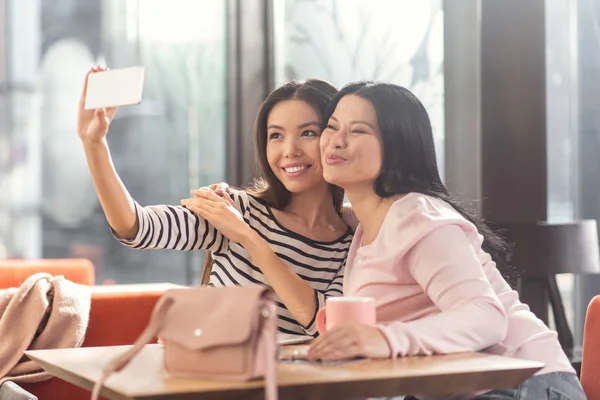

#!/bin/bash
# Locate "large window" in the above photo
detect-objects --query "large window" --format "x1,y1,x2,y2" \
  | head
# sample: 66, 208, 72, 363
273, 0, 445, 177
545, 0, 600, 349
545, 0, 579, 338
38, 0, 227, 284
2, 0, 447, 287
573, 0, 600, 347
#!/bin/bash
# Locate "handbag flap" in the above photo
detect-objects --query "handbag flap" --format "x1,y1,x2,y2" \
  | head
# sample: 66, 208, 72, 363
158, 285, 272, 351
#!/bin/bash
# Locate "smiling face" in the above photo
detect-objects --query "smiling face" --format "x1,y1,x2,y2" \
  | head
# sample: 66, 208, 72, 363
320, 94, 383, 192
266, 99, 328, 194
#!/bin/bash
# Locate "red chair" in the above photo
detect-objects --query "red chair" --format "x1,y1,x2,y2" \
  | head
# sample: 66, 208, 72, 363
581, 295, 600, 398
21, 285, 171, 400
0, 258, 95, 288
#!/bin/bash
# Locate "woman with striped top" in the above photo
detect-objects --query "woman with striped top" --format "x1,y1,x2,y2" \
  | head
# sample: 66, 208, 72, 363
77, 66, 353, 337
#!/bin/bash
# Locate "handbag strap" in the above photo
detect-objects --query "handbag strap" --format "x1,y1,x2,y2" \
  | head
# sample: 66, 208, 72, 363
90, 296, 173, 400
90, 296, 279, 400
263, 304, 278, 400
200, 253, 213, 286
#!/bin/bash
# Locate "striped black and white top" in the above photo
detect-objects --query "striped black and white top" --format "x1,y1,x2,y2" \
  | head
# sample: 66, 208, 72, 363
114, 189, 354, 337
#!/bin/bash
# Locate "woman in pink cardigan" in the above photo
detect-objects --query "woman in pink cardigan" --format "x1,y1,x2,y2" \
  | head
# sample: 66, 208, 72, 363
307, 81, 585, 400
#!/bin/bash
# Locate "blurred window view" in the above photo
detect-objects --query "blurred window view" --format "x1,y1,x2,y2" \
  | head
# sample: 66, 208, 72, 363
1, 0, 440, 285
2, 0, 227, 284
545, 0, 600, 347
273, 0, 445, 177
2, 0, 600, 356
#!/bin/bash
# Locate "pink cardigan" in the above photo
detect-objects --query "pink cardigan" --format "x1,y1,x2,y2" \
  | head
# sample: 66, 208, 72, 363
345, 193, 574, 376
0, 273, 91, 384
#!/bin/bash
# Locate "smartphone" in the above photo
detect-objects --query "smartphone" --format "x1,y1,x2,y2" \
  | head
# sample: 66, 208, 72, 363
84, 66, 145, 110
279, 353, 367, 366
277, 333, 313, 345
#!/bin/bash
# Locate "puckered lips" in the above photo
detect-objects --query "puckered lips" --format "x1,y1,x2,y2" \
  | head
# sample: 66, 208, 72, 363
324, 153, 348, 165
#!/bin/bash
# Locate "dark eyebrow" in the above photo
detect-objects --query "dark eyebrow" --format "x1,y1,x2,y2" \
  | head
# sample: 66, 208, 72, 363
267, 121, 320, 131
350, 120, 376, 130
297, 121, 320, 129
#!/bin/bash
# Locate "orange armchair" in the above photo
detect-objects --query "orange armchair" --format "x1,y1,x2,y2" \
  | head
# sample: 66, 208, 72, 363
1, 258, 175, 400
20, 284, 175, 400
0, 258, 95, 288
581, 295, 600, 399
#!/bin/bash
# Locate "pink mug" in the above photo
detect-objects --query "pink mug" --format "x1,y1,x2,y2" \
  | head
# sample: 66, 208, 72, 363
316, 297, 376, 334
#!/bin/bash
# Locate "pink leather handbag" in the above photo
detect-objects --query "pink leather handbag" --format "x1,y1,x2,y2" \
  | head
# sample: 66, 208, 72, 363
91, 285, 278, 400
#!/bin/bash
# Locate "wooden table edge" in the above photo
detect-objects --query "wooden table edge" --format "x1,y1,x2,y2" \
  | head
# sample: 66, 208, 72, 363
25, 348, 545, 400
26, 352, 130, 400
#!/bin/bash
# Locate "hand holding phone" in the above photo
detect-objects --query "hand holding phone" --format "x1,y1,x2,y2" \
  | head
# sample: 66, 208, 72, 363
78, 66, 144, 143
279, 354, 367, 366
84, 66, 145, 110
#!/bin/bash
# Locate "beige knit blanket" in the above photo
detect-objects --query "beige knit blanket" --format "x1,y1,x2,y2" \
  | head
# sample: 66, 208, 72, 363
0, 272, 91, 384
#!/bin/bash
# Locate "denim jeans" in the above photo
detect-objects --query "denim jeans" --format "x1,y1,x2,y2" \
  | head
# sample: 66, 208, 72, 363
0, 381, 38, 400
473, 372, 586, 400
372, 372, 585, 400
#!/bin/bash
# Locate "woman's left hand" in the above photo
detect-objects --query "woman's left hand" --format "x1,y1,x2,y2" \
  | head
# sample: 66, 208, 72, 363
307, 324, 391, 361
181, 188, 253, 245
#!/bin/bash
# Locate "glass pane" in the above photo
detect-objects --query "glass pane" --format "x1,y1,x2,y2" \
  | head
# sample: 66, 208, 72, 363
573, 0, 600, 349
546, 0, 578, 224
547, 0, 600, 350
545, 0, 578, 336
273, 0, 445, 178
577, 2, 600, 228
38, 0, 227, 284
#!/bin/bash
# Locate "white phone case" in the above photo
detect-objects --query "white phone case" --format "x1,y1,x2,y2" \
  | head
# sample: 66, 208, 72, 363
84, 66, 145, 110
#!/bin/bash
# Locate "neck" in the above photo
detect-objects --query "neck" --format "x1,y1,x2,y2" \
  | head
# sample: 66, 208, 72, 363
284, 183, 340, 229
345, 184, 395, 244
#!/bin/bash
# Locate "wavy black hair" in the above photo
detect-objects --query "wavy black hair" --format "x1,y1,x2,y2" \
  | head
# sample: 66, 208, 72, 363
324, 81, 516, 285
249, 79, 344, 213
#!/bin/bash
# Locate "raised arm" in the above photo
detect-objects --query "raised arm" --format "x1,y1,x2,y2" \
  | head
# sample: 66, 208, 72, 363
77, 67, 138, 239
115, 202, 227, 253
78, 67, 227, 253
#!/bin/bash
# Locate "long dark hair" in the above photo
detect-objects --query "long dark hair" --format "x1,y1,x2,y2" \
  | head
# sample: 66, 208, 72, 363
325, 81, 516, 284
248, 79, 344, 213
201, 80, 344, 285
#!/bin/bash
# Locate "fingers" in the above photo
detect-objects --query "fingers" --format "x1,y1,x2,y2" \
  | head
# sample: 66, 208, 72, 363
190, 188, 224, 203
99, 108, 114, 125
309, 336, 357, 360
316, 342, 357, 361
307, 326, 360, 361
181, 197, 217, 213
106, 107, 118, 120
308, 326, 345, 355
181, 202, 212, 220
188, 186, 235, 209
79, 69, 94, 106
208, 187, 235, 206
208, 182, 229, 192
222, 192, 235, 207
80, 65, 109, 108
216, 182, 230, 193
94, 109, 109, 129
